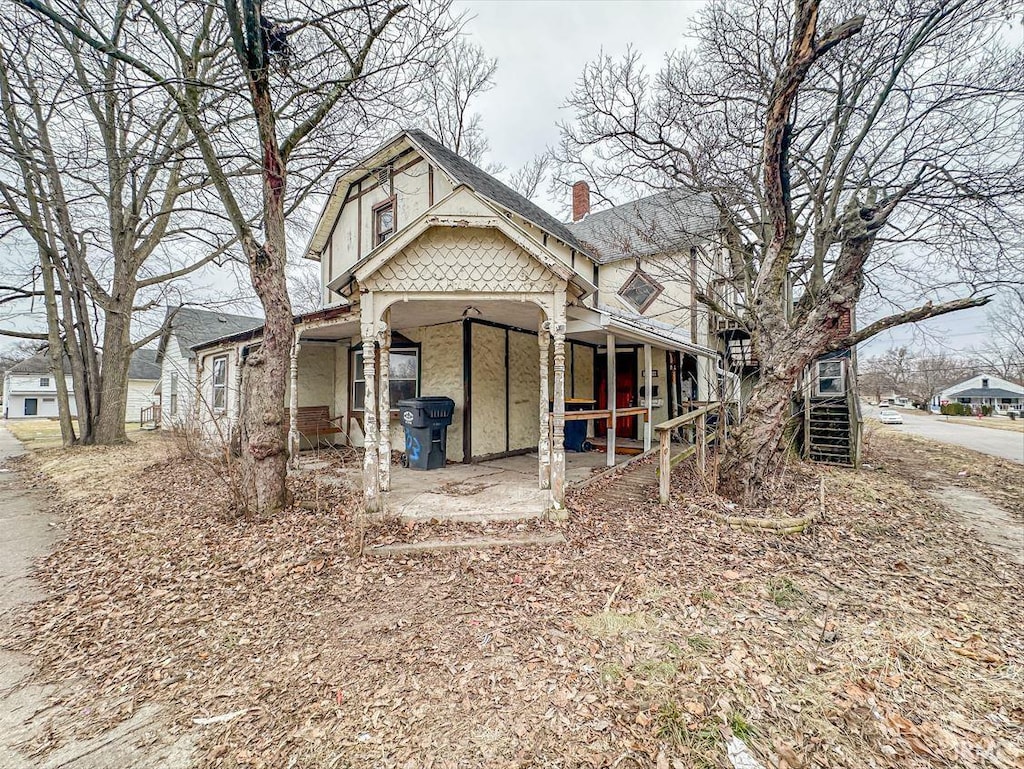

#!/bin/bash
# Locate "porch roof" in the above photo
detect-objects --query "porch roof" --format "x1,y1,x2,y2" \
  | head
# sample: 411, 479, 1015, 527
567, 305, 719, 358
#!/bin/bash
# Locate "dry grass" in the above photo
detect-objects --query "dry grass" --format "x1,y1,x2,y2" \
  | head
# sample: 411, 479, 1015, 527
3, 432, 1022, 769
940, 415, 1024, 432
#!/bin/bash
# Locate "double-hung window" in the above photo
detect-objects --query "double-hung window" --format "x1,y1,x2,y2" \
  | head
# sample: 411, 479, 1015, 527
352, 347, 419, 411
39, 377, 50, 388
169, 372, 179, 416
373, 199, 396, 245
211, 356, 228, 412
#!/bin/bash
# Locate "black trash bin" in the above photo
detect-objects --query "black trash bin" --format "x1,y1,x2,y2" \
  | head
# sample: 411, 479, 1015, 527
564, 399, 595, 452
397, 396, 456, 470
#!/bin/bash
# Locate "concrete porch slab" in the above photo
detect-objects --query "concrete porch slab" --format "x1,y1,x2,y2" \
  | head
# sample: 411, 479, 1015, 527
346, 451, 613, 523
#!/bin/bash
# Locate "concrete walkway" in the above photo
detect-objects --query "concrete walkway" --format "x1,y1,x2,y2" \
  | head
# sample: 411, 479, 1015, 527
0, 425, 193, 769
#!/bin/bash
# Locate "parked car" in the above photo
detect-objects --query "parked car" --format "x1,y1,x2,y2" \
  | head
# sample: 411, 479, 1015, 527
878, 409, 903, 425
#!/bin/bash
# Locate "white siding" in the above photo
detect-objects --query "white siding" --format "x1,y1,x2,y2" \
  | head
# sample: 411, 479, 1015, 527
125, 379, 157, 423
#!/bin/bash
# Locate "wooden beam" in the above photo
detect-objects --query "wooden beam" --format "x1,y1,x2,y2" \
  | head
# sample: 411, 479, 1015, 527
659, 428, 671, 505
606, 333, 616, 467
643, 343, 653, 452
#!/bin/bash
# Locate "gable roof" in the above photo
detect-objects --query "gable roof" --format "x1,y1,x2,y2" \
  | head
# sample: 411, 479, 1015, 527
304, 129, 588, 260
128, 348, 161, 381
159, 307, 264, 361
566, 188, 720, 264
403, 129, 587, 254
7, 352, 53, 376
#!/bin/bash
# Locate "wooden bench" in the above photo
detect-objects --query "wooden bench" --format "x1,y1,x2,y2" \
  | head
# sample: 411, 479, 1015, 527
286, 406, 344, 447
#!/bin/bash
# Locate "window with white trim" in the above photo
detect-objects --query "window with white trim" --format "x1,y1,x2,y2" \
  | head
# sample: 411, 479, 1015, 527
352, 348, 419, 411
169, 372, 179, 416
211, 356, 228, 411
815, 359, 844, 397
39, 377, 49, 387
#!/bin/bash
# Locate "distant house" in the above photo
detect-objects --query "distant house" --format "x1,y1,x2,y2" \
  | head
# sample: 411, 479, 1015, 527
2, 349, 161, 421
933, 374, 1024, 414
150, 307, 263, 428
2, 354, 65, 419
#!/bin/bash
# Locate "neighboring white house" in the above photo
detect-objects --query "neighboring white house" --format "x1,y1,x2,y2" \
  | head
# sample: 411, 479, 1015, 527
151, 307, 263, 428
2, 354, 66, 419
933, 374, 1024, 413
2, 349, 161, 421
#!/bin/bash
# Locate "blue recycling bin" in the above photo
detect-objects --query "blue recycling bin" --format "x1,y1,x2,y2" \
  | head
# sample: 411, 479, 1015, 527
397, 397, 455, 470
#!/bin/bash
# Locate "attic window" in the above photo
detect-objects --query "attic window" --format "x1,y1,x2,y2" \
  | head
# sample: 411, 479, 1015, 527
374, 198, 395, 246
618, 268, 663, 312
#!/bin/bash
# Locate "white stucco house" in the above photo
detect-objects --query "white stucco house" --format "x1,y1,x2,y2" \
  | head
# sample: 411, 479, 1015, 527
933, 374, 1024, 414
2, 349, 161, 421
192, 128, 733, 516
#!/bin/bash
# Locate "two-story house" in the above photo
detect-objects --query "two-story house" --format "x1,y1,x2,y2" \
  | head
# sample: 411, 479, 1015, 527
2, 349, 161, 422
191, 129, 725, 517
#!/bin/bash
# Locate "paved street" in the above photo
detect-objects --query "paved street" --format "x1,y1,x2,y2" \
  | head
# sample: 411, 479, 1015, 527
865, 406, 1024, 464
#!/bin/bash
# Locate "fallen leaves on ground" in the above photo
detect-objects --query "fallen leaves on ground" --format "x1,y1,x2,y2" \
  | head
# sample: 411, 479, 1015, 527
2, 432, 1022, 769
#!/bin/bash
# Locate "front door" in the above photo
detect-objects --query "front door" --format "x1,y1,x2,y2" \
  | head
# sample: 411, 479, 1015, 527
23, 398, 38, 416
596, 350, 638, 439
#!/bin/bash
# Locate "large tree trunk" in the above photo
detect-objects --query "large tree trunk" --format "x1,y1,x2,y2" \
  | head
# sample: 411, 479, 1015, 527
92, 303, 133, 445
718, 344, 812, 505
235, 69, 293, 516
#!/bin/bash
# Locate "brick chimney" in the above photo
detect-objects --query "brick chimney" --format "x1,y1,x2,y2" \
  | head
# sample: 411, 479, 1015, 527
572, 181, 590, 221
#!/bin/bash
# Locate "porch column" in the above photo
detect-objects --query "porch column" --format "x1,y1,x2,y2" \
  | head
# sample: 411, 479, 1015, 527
361, 299, 380, 512
606, 333, 616, 467
538, 317, 551, 489
288, 335, 301, 468
377, 311, 392, 492
551, 323, 567, 507
643, 343, 653, 452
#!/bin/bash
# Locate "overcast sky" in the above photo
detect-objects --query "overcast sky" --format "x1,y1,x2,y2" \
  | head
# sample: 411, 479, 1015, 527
0, 1, 1005, 357
454, 0, 995, 356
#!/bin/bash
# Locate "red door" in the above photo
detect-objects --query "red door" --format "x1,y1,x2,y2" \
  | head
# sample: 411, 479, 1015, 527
596, 351, 638, 439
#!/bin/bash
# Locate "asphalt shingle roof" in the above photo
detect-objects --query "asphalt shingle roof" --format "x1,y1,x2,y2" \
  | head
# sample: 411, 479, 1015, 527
7, 352, 52, 375
163, 307, 264, 360
565, 188, 720, 263
127, 348, 161, 380
949, 387, 1023, 399
406, 129, 588, 255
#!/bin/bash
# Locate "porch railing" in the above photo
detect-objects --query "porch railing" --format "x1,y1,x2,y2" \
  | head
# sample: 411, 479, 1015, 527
654, 401, 724, 505
140, 403, 161, 427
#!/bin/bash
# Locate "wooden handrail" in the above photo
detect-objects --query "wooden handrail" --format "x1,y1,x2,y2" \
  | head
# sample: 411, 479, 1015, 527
547, 406, 650, 423
654, 402, 721, 433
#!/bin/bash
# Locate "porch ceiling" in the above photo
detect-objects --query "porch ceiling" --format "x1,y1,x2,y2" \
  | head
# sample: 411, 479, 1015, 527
387, 299, 543, 333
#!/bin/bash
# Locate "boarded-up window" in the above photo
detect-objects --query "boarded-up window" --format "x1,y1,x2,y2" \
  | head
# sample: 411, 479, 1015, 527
352, 348, 418, 410
212, 356, 228, 411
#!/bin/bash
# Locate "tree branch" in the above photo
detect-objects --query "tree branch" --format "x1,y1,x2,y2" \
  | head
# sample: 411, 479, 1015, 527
826, 295, 991, 351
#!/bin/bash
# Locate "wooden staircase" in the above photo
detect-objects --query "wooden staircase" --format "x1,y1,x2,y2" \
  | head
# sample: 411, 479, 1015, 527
805, 398, 853, 466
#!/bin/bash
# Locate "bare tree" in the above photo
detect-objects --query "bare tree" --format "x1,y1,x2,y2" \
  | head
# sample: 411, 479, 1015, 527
977, 288, 1024, 383
0, 18, 236, 445
421, 37, 496, 165
557, 0, 1024, 504
17, 0, 457, 515
506, 154, 551, 200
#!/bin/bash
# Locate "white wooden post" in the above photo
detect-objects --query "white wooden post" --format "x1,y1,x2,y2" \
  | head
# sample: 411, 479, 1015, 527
538, 317, 551, 489
288, 335, 301, 468
606, 333, 616, 467
361, 298, 380, 513
551, 323, 567, 508
643, 343, 653, 452
377, 311, 391, 492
